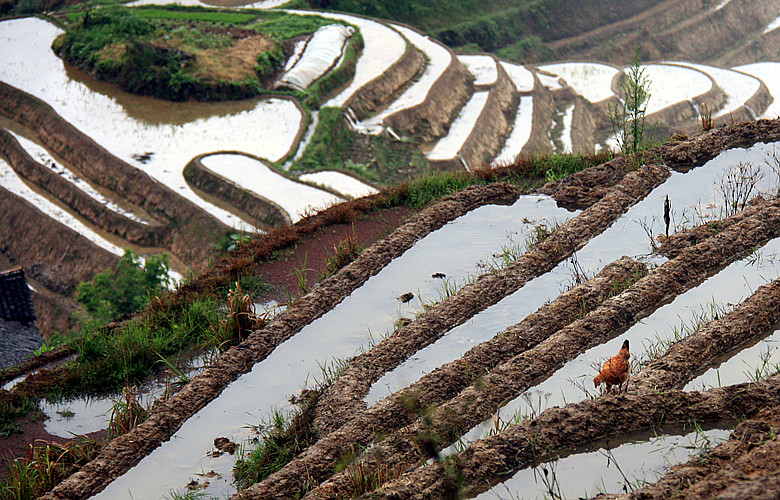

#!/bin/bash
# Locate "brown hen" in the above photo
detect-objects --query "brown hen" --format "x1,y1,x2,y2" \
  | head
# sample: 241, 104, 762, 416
593, 339, 630, 394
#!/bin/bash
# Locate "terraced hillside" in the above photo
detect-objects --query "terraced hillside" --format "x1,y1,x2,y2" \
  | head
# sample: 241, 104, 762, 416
3, 0, 780, 336
1, 2, 780, 497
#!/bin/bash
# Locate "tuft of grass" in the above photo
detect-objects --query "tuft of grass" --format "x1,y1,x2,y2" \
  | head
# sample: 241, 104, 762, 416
234, 360, 346, 490
0, 437, 102, 499
321, 232, 365, 281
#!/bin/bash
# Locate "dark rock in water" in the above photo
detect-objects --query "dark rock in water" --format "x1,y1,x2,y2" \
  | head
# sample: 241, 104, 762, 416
0, 318, 42, 370
397, 292, 414, 303
213, 437, 237, 455
431, 272, 446, 279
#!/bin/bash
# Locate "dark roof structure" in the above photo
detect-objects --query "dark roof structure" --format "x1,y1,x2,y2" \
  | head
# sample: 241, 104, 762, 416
0, 267, 36, 325
0, 318, 42, 370
0, 267, 42, 370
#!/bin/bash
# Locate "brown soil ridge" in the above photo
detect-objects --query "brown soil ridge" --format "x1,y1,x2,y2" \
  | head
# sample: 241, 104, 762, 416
542, 119, 780, 208
0, 185, 119, 297
300, 195, 780, 500
312, 164, 670, 435
429, 59, 518, 172
183, 152, 293, 230
345, 42, 425, 120
521, 72, 555, 156
371, 376, 780, 499
634, 276, 780, 393
593, 407, 780, 500
458, 59, 518, 171
0, 81, 227, 269
38, 183, 521, 500
0, 127, 169, 249
383, 31, 473, 142
235, 258, 646, 499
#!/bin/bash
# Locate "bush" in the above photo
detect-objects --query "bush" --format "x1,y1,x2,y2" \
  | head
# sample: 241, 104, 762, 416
77, 249, 171, 324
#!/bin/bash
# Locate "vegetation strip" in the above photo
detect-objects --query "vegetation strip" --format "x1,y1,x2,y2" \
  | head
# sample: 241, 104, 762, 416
0, 81, 226, 268
301, 198, 780, 499
39, 183, 520, 500
369, 376, 780, 499
594, 407, 780, 500
314, 164, 670, 432
234, 258, 645, 497
0, 127, 168, 249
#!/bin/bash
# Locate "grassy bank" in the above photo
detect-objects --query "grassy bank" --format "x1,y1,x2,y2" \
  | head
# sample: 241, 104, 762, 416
51, 4, 355, 102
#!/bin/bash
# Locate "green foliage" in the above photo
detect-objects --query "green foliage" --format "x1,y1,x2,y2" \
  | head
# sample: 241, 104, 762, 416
77, 249, 171, 324
249, 12, 337, 40
169, 26, 232, 50
495, 35, 553, 63
609, 49, 651, 156
255, 42, 285, 77
294, 107, 355, 171
0, 398, 37, 438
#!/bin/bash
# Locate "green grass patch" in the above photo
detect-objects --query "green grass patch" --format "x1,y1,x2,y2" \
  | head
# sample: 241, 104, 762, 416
66, 296, 223, 394
53, 5, 358, 102
304, 29, 363, 108
249, 11, 338, 40
132, 7, 256, 24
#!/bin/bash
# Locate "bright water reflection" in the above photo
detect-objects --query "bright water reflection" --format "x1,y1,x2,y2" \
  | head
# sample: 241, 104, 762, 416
441, 141, 780, 454
93, 194, 575, 499
0, 17, 303, 229
473, 427, 730, 500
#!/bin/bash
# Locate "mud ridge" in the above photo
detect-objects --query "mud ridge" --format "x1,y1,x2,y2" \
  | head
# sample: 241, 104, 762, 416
542, 119, 780, 209
39, 183, 520, 500
635, 276, 780, 392
183, 152, 293, 230
237, 258, 645, 499
312, 164, 670, 435
593, 407, 780, 500
458, 60, 519, 171
658, 197, 774, 258
371, 376, 780, 499
0, 185, 119, 297
383, 38, 473, 142
0, 127, 169, 249
345, 42, 425, 120
521, 72, 555, 156
301, 194, 780, 499
0, 81, 227, 269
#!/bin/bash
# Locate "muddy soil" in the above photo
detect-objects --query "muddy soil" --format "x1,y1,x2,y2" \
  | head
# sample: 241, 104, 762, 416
314, 164, 670, 432
593, 406, 780, 500
542, 119, 780, 209
373, 376, 780, 499
236, 258, 646, 498
293, 195, 780, 500
39, 183, 521, 499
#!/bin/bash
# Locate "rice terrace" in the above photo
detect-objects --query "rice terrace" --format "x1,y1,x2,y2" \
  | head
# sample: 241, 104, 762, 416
1, 0, 780, 498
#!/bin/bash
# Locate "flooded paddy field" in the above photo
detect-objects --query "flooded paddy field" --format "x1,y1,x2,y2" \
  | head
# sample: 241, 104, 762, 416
3, 2, 780, 499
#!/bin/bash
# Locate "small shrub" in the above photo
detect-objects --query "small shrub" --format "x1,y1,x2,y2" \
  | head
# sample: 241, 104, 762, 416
77, 249, 171, 324
609, 49, 651, 157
